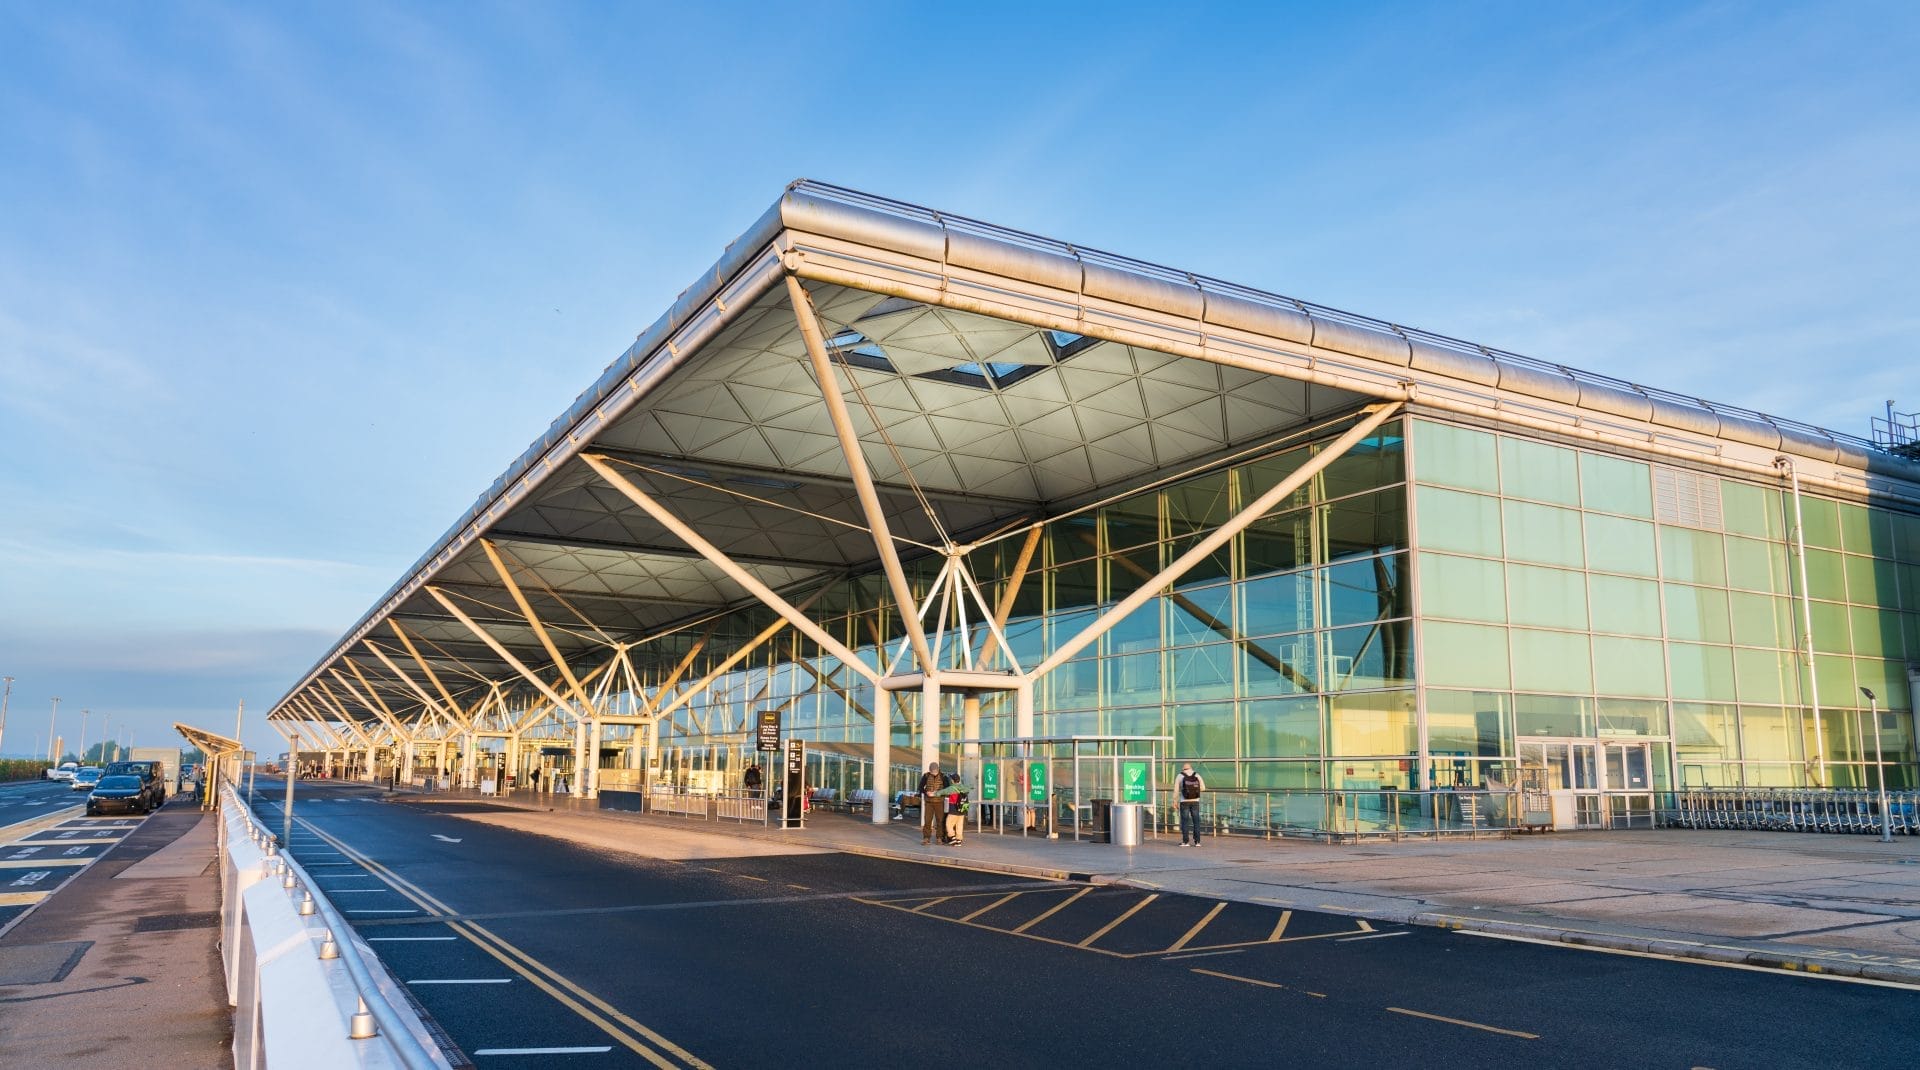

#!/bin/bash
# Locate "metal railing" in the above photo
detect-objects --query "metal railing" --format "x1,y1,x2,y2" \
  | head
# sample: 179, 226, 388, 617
221, 784, 444, 1069
1148, 788, 1521, 842
1662, 789, 1920, 835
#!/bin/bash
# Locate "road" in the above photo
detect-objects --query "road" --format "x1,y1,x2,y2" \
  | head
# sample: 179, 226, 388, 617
253, 779, 1914, 1069
0, 777, 148, 933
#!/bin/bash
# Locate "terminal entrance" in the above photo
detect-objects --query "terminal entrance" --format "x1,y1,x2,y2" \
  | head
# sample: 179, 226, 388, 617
1518, 737, 1655, 830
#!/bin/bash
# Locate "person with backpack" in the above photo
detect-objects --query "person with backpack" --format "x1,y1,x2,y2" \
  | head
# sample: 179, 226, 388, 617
1175, 763, 1205, 847
943, 778, 970, 846
918, 763, 948, 845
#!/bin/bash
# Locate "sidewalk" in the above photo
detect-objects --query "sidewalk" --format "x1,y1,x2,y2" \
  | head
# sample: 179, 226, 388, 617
0, 803, 231, 1062
397, 784, 1920, 985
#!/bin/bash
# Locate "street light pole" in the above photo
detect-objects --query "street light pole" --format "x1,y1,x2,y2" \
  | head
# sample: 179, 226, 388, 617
1862, 687, 1892, 843
48, 697, 60, 765
78, 709, 90, 766
0, 676, 13, 758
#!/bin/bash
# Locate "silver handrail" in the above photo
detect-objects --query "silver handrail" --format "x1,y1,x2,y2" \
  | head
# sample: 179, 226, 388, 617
221, 784, 443, 1070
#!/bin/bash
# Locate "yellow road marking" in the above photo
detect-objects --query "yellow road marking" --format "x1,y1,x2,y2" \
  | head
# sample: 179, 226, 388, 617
1459, 930, 1920, 992
1166, 902, 1227, 953
959, 892, 1022, 923
735, 874, 768, 883
1078, 894, 1158, 948
0, 891, 51, 907
294, 816, 711, 1069
910, 897, 952, 913
1387, 1007, 1538, 1039
786, 884, 810, 890
1191, 968, 1325, 998
16, 837, 121, 845
1269, 910, 1293, 941
1357, 919, 1374, 932
1012, 887, 1092, 934
0, 858, 91, 869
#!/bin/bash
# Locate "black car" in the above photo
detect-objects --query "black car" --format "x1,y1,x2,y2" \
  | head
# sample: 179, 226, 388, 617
88, 775, 152, 815
103, 760, 166, 808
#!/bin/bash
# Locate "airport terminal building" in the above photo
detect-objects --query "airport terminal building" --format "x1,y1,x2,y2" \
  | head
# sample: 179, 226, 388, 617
268, 182, 1920, 833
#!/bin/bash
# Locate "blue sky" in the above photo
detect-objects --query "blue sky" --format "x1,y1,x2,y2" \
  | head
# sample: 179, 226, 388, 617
1, 2, 1915, 758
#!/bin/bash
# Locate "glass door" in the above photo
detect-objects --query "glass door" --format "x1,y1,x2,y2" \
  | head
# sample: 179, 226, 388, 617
1603, 741, 1654, 829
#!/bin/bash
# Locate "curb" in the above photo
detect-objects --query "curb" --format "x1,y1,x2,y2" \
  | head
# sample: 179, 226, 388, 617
0, 802, 86, 840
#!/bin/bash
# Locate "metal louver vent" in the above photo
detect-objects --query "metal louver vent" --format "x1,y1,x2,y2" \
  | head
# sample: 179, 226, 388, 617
1654, 466, 1723, 530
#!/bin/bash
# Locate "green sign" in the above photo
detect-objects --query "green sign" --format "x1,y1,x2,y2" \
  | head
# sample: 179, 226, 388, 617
981, 761, 1001, 801
1028, 761, 1048, 803
1120, 760, 1149, 803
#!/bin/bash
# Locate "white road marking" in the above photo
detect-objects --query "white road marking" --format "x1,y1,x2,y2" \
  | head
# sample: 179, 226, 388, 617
1160, 948, 1247, 961
346, 909, 419, 914
409, 978, 511, 985
1337, 931, 1410, 942
431, 834, 462, 843
367, 937, 457, 942
473, 1048, 613, 1056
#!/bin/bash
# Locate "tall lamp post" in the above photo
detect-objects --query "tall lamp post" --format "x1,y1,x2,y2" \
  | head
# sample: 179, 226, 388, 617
1861, 687, 1893, 843
48, 697, 60, 764
78, 709, 91, 766
0, 676, 13, 758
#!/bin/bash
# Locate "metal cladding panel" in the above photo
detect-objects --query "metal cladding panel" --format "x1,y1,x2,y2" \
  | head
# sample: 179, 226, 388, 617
1495, 361, 1581, 406
1199, 288, 1313, 344
1714, 412, 1782, 451
1578, 382, 1655, 423
1777, 425, 1841, 464
1309, 318, 1412, 366
1081, 260, 1204, 320
779, 188, 946, 263
946, 229, 1083, 293
1408, 339, 1499, 386
1865, 451, 1920, 482
1645, 396, 1720, 438
1833, 440, 1877, 473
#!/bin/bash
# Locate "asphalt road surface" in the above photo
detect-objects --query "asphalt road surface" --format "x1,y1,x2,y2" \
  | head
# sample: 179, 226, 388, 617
252, 779, 1914, 1070
0, 778, 148, 933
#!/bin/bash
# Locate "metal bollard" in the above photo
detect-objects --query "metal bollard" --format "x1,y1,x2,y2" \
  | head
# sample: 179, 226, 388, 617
299, 891, 316, 916
319, 930, 340, 959
349, 996, 379, 1040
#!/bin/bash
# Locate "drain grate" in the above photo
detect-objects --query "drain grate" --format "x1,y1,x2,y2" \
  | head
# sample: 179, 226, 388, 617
132, 910, 218, 933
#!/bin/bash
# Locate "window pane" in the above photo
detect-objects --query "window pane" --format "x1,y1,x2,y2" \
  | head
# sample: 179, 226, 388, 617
1326, 690, 1417, 756
1504, 500, 1585, 568
1664, 584, 1731, 643
1850, 605, 1906, 660
1415, 486, 1503, 557
1803, 548, 1847, 602
1240, 634, 1320, 697
1670, 643, 1737, 702
1585, 514, 1657, 576
1324, 554, 1410, 627
1592, 636, 1668, 697
1730, 592, 1796, 649
1815, 654, 1857, 708
1419, 553, 1506, 623
1499, 437, 1580, 506
1838, 503, 1887, 556
1514, 693, 1592, 737
1598, 697, 1666, 736
1242, 696, 1320, 757
1510, 628, 1593, 693
1105, 651, 1162, 701
1799, 496, 1842, 550
1242, 760, 1322, 789
1163, 471, 1230, 540
1845, 554, 1901, 607
1507, 563, 1589, 630
1168, 643, 1235, 700
1421, 621, 1511, 689
1243, 504, 1314, 578
1320, 424, 1405, 500
1172, 702, 1236, 759
1659, 527, 1726, 587
1589, 574, 1662, 637
1426, 690, 1510, 757
1740, 706, 1802, 762
1325, 622, 1414, 690
1323, 489, 1408, 561
1580, 452, 1653, 518
1413, 420, 1498, 492
1722, 480, 1786, 540
1674, 702, 1740, 760
1725, 536, 1791, 594
1243, 569, 1314, 637
1734, 647, 1798, 705
1167, 585, 1230, 647
1104, 490, 1160, 550
1810, 600, 1851, 654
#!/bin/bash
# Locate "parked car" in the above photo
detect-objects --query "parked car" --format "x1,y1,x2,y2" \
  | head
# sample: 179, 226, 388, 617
87, 774, 151, 815
103, 760, 166, 808
46, 762, 78, 782
69, 767, 103, 792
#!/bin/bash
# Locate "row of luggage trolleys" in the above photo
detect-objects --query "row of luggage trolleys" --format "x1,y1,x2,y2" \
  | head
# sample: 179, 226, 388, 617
1665, 789, 1920, 834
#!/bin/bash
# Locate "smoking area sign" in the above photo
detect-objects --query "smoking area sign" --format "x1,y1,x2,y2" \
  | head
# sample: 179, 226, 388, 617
981, 761, 1001, 801
1028, 761, 1048, 803
1120, 760, 1149, 802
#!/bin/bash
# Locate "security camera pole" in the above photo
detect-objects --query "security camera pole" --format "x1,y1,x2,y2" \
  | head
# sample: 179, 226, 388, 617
1861, 687, 1893, 843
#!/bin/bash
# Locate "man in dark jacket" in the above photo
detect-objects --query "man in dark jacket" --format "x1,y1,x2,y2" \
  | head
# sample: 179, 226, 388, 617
919, 763, 947, 845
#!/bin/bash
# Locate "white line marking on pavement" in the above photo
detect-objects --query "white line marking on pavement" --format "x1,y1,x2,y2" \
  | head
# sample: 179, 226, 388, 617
431, 834, 462, 843
473, 1048, 613, 1056
367, 937, 457, 942
409, 978, 511, 985
347, 909, 419, 914
325, 889, 390, 893
1337, 931, 1410, 942
1161, 949, 1247, 961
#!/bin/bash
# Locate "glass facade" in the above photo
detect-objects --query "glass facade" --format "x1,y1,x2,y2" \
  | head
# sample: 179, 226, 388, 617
645, 412, 1919, 802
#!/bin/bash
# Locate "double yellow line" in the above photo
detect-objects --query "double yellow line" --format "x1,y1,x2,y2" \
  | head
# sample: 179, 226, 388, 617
295, 817, 710, 1070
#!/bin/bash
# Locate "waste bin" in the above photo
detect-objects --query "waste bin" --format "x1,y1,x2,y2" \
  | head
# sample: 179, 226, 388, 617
1110, 802, 1143, 847
1090, 798, 1113, 843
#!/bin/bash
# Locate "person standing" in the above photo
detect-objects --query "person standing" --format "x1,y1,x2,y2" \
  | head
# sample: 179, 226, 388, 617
918, 763, 948, 845
743, 762, 764, 798
944, 778, 970, 846
1175, 763, 1205, 847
